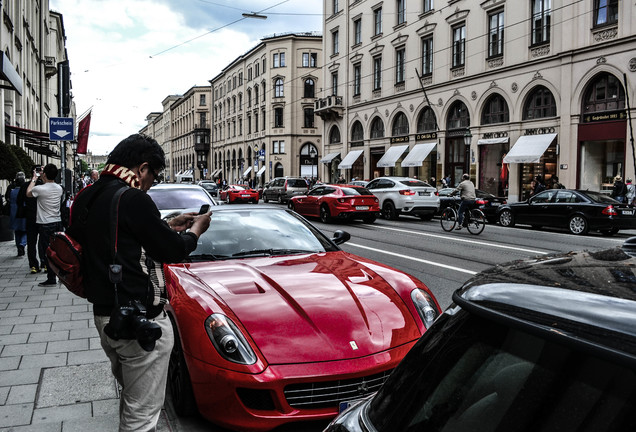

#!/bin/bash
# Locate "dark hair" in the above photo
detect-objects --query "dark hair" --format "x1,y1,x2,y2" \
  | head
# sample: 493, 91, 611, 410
43, 164, 58, 180
106, 134, 165, 171
462, 173, 469, 180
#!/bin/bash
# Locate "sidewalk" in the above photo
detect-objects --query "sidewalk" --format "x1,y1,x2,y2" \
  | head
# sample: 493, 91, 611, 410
0, 239, 174, 431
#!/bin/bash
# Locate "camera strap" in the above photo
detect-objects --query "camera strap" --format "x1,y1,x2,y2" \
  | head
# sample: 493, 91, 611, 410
108, 185, 130, 306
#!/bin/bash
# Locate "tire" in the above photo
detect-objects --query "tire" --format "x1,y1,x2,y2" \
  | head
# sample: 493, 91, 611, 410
277, 194, 284, 204
600, 227, 619, 236
382, 202, 398, 220
168, 317, 197, 417
419, 214, 434, 221
288, 201, 295, 211
467, 209, 486, 235
440, 208, 457, 232
498, 209, 515, 227
363, 215, 377, 224
225, 195, 230, 204
569, 215, 589, 235
263, 194, 269, 203
320, 205, 331, 223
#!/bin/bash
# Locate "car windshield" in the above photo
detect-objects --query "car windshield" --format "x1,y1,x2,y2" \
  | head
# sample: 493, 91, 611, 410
341, 187, 372, 196
399, 180, 432, 188
188, 208, 339, 260
367, 313, 636, 431
287, 179, 308, 188
200, 183, 217, 191
147, 187, 212, 210
583, 191, 620, 204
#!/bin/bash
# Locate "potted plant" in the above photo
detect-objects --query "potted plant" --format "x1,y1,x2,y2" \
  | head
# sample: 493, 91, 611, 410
0, 141, 23, 241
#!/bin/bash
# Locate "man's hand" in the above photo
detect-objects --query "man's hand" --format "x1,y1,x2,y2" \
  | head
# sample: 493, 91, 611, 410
189, 212, 211, 239
168, 212, 197, 232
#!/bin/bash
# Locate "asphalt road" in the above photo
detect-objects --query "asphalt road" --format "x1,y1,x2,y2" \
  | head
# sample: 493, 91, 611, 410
171, 207, 633, 431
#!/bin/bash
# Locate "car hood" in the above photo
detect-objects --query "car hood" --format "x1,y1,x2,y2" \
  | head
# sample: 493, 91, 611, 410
186, 251, 421, 364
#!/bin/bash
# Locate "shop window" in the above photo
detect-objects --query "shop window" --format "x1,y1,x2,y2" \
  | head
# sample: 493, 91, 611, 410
482, 94, 510, 125
417, 107, 437, 132
351, 121, 364, 146
523, 86, 556, 120
392, 112, 409, 136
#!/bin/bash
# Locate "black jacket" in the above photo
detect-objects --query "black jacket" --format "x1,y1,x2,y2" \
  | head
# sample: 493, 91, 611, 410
69, 177, 197, 318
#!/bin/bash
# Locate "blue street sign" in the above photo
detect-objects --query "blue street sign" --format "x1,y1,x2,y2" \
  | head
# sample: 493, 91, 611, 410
49, 117, 75, 141
259, 149, 266, 156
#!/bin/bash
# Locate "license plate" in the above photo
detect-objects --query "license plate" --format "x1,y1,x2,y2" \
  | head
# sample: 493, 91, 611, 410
622, 210, 634, 215
356, 206, 369, 210
418, 191, 430, 196
241, 194, 250, 198
491, 202, 501, 206
339, 399, 363, 413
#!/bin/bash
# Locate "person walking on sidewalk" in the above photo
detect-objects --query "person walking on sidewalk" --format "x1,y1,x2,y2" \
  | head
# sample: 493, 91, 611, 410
9, 172, 27, 256
26, 164, 63, 286
69, 134, 211, 432
18, 173, 44, 273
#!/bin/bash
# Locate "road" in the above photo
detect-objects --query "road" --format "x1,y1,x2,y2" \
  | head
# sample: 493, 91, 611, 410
170, 209, 633, 431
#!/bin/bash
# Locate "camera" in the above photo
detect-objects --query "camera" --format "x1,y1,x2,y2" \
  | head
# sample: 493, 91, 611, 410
104, 300, 162, 352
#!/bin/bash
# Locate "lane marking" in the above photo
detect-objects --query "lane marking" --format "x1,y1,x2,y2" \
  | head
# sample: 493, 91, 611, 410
373, 225, 549, 255
347, 242, 478, 275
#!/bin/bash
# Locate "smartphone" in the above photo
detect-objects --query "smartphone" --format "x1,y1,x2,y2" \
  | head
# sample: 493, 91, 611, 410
35, 166, 42, 177
198, 204, 210, 214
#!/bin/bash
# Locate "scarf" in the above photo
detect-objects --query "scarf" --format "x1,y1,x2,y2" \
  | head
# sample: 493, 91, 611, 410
100, 164, 141, 189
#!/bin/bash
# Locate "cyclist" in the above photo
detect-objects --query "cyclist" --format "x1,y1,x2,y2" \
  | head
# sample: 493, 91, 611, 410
455, 173, 476, 230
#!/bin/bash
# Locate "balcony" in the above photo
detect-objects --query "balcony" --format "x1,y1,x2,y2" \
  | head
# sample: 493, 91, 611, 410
314, 96, 343, 121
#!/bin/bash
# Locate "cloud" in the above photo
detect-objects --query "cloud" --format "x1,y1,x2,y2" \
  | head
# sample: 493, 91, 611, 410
49, 0, 322, 155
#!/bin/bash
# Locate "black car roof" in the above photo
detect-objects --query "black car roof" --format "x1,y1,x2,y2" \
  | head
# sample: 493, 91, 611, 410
455, 247, 636, 360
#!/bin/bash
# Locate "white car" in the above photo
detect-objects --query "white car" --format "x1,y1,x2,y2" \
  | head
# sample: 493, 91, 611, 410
146, 183, 219, 218
366, 177, 439, 220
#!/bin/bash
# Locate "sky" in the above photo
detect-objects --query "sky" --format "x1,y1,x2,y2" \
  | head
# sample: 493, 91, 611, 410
48, 0, 323, 156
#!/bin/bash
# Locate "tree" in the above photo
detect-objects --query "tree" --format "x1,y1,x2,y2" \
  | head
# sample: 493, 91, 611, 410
0, 141, 22, 181
10, 144, 35, 174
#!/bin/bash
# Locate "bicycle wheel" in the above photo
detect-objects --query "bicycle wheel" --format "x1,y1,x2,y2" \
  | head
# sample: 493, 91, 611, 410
467, 209, 486, 235
440, 208, 457, 232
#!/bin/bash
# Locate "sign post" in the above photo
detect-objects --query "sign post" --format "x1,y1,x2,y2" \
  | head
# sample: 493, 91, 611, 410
49, 117, 75, 197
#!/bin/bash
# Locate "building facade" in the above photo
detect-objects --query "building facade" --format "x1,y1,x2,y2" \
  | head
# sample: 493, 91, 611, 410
140, 94, 181, 182
211, 32, 323, 186
318, 0, 636, 201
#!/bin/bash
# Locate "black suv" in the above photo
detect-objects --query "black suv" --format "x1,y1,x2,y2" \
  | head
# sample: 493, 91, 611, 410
326, 244, 636, 431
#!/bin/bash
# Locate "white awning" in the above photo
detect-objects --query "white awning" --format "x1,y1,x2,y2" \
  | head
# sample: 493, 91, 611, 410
503, 134, 557, 163
477, 137, 509, 145
338, 150, 364, 170
401, 142, 436, 167
243, 166, 253, 176
377, 145, 409, 168
256, 166, 266, 176
212, 168, 221, 176
320, 152, 340, 164
175, 170, 182, 176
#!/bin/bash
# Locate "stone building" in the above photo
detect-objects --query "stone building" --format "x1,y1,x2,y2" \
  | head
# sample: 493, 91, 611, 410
139, 95, 180, 182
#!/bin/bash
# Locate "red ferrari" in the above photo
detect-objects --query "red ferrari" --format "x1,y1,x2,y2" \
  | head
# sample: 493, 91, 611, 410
289, 184, 380, 223
219, 184, 259, 204
160, 205, 441, 432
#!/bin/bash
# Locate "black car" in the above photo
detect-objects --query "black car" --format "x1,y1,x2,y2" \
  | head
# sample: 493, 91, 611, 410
325, 245, 636, 432
438, 188, 507, 223
198, 180, 219, 197
497, 189, 636, 235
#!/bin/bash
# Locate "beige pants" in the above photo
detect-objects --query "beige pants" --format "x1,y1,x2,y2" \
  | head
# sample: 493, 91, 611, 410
94, 312, 174, 432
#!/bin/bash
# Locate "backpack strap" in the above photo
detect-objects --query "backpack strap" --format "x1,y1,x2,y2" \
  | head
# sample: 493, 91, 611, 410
109, 185, 129, 306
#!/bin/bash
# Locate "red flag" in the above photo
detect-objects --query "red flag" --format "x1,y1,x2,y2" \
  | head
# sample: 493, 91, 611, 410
76, 112, 91, 155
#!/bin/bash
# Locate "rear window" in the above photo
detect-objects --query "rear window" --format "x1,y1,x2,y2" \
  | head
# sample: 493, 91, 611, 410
583, 191, 620, 204
341, 187, 372, 196
399, 180, 432, 188
287, 179, 308, 188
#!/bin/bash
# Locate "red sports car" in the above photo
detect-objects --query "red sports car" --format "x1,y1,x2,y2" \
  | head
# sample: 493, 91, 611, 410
219, 184, 259, 204
289, 184, 380, 223
161, 205, 441, 432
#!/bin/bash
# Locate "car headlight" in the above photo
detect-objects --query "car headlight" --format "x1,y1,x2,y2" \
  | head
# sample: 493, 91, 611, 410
204, 314, 257, 364
410, 289, 439, 329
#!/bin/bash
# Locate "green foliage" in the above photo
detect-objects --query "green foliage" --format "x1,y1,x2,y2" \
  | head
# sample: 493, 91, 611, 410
0, 141, 22, 181
10, 144, 35, 174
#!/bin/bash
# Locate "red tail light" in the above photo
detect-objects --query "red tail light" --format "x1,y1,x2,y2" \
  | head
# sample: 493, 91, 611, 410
475, 199, 487, 205
399, 189, 416, 196
434, 190, 439, 196
602, 205, 617, 216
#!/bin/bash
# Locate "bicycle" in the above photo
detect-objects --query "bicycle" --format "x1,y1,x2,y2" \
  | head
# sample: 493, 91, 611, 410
440, 200, 486, 235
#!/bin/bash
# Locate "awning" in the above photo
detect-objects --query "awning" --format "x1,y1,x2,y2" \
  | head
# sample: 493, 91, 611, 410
256, 166, 266, 176
377, 145, 409, 168
338, 150, 363, 170
320, 152, 340, 164
243, 166, 253, 176
401, 142, 436, 167
503, 134, 557, 163
477, 137, 509, 145
179, 170, 193, 178
5, 125, 58, 156
0, 53, 23, 95
175, 170, 182, 176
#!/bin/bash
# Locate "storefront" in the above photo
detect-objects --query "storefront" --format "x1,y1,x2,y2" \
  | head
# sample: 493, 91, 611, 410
401, 138, 437, 182
477, 135, 509, 197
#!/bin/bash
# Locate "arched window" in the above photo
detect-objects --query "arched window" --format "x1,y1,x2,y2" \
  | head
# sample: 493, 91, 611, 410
392, 112, 409, 136
582, 72, 625, 114
274, 78, 284, 97
523, 85, 556, 120
329, 125, 341, 144
370, 117, 385, 138
446, 101, 470, 130
481, 94, 509, 125
304, 79, 315, 98
351, 121, 364, 145
417, 107, 437, 132
254, 85, 259, 104
274, 162, 284, 177
247, 88, 252, 107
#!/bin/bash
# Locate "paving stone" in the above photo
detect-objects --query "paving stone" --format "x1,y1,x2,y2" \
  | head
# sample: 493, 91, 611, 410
31, 402, 91, 424
19, 353, 67, 370
0, 386, 9, 404
0, 368, 41, 386
67, 349, 108, 366
0, 333, 29, 345
70, 311, 93, 321
39, 299, 73, 308
53, 305, 87, 315
7, 384, 38, 405
0, 316, 35, 326
2, 342, 47, 357
1, 421, 62, 431
6, 302, 42, 311
0, 326, 12, 335
61, 415, 118, 432
34, 313, 72, 324
0, 356, 20, 371
68, 328, 97, 340
50, 320, 88, 331
10, 323, 51, 334
28, 331, 69, 343
25, 294, 58, 302
37, 363, 117, 408
0, 403, 33, 428
91, 398, 119, 416
46, 339, 88, 354
19, 307, 55, 316
0, 309, 20, 318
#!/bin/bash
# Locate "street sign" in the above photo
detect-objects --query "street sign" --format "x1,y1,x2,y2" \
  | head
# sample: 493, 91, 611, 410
259, 149, 266, 156
49, 117, 74, 141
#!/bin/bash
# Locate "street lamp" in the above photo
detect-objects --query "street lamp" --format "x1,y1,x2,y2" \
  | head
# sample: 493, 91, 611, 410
309, 146, 317, 180
463, 129, 472, 175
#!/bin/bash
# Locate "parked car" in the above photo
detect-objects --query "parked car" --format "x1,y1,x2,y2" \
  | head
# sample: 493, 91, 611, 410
289, 184, 380, 223
366, 177, 439, 220
438, 188, 507, 223
262, 176, 309, 204
325, 244, 636, 431
219, 184, 259, 204
197, 180, 219, 197
497, 188, 636, 235
162, 205, 441, 432
146, 183, 218, 218
350, 180, 369, 187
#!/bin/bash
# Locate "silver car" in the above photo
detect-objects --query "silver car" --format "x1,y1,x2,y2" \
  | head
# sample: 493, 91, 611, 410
262, 177, 309, 204
366, 176, 439, 220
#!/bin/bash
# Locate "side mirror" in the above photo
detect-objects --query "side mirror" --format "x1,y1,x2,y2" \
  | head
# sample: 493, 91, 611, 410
332, 230, 351, 245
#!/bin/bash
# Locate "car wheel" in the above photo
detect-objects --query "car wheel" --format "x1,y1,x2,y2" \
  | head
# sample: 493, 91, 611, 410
383, 202, 398, 220
288, 201, 295, 211
167, 317, 197, 417
363, 215, 376, 224
263, 194, 269, 203
277, 194, 284, 204
569, 215, 589, 235
600, 227, 619, 236
320, 205, 331, 223
225, 195, 230, 204
419, 214, 434, 221
498, 209, 515, 227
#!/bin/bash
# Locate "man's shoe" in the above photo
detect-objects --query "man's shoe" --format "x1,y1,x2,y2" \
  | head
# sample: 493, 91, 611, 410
455, 225, 462, 230
38, 280, 57, 287
17, 246, 25, 256
41, 266, 47, 273
30, 267, 39, 274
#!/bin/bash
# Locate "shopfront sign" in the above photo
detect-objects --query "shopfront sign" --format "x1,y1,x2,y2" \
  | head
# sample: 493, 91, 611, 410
482, 131, 508, 139
390, 136, 410, 144
415, 132, 437, 141
581, 110, 627, 123
524, 126, 556, 136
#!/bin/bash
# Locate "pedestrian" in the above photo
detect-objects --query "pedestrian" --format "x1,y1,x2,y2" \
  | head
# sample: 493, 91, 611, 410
429, 177, 436, 188
442, 174, 451, 188
68, 134, 211, 431
626, 178, 635, 206
17, 173, 43, 273
337, 174, 346, 184
26, 164, 64, 286
9, 172, 27, 257
455, 173, 476, 230
611, 175, 627, 203
532, 175, 546, 195
550, 175, 564, 189
89, 169, 99, 184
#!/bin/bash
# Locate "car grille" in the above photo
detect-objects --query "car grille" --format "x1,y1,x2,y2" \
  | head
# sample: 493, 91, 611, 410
283, 369, 392, 409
